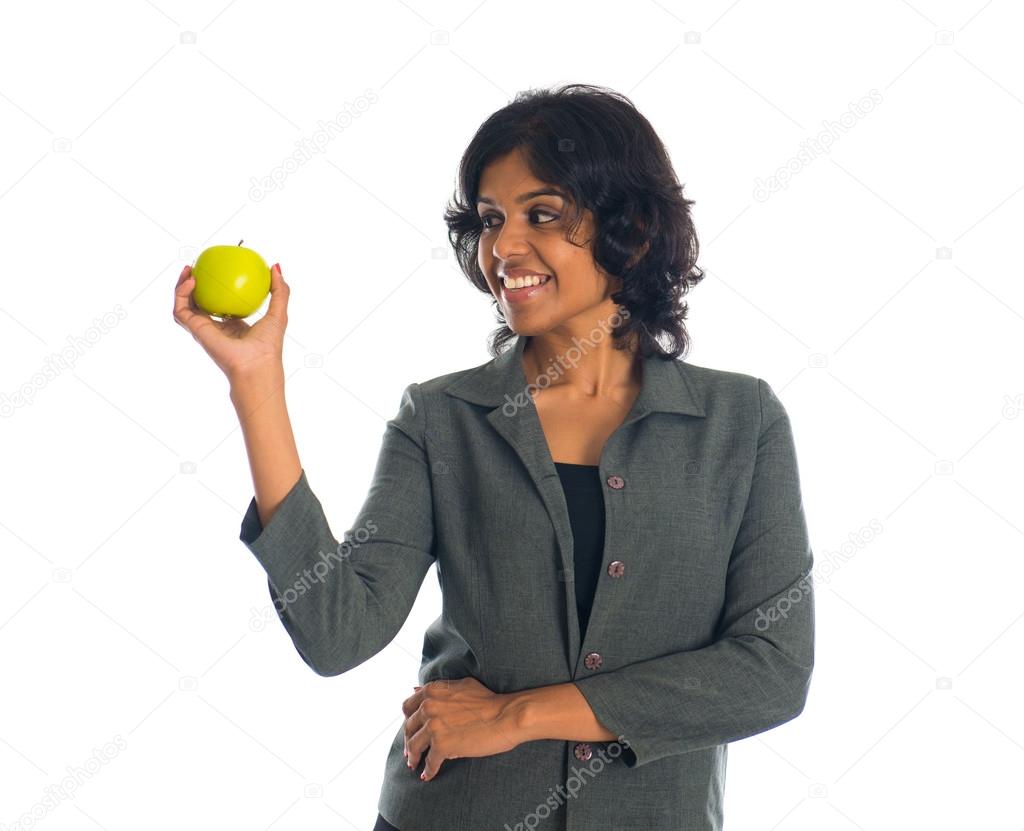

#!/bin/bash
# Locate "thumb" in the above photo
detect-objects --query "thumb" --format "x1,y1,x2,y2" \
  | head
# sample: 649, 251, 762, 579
265, 262, 289, 322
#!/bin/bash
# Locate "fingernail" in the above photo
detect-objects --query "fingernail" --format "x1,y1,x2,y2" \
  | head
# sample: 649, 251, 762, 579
273, 262, 281, 274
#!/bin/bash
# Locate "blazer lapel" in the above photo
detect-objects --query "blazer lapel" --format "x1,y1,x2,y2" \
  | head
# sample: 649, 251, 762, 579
444, 333, 707, 674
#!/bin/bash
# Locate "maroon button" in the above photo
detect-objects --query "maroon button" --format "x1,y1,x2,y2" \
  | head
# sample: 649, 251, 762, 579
573, 741, 593, 761
606, 474, 625, 489
607, 560, 625, 578
584, 652, 603, 670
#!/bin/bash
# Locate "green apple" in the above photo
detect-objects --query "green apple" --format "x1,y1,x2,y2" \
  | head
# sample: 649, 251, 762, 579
191, 241, 271, 318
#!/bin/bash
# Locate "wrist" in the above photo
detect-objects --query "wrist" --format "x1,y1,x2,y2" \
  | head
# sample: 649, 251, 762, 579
229, 363, 286, 406
498, 683, 618, 745
502, 689, 542, 745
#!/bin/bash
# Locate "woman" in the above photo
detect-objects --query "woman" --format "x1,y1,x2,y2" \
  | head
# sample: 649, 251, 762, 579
173, 84, 815, 831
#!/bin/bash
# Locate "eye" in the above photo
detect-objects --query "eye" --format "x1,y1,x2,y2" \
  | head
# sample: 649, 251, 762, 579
480, 208, 559, 230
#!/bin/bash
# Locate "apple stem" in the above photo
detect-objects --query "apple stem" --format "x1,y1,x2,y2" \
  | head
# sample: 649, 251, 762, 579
238, 239, 244, 246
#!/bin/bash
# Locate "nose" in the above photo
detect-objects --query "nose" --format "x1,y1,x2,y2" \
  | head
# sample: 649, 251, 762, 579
490, 218, 531, 262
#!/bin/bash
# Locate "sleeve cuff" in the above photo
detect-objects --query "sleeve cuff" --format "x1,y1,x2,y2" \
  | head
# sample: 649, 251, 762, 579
239, 495, 264, 545
237, 469, 324, 590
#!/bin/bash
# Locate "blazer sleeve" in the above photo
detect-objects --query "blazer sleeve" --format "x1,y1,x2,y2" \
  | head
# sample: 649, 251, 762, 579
238, 382, 437, 677
572, 377, 815, 768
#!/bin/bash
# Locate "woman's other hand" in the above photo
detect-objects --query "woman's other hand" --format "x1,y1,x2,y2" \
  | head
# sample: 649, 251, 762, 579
402, 677, 523, 782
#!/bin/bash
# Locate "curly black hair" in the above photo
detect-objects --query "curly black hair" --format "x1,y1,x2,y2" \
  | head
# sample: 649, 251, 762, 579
443, 83, 705, 360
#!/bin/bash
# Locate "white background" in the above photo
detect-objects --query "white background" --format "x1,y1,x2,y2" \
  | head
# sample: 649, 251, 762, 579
1, 0, 1022, 828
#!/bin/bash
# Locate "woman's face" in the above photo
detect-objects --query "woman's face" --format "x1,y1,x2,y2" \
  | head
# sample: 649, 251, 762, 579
476, 148, 622, 336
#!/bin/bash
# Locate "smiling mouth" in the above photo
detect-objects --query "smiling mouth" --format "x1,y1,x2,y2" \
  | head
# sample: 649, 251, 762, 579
501, 274, 552, 291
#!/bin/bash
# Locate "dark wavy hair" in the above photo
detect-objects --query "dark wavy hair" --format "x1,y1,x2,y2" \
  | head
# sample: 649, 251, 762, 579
443, 83, 705, 360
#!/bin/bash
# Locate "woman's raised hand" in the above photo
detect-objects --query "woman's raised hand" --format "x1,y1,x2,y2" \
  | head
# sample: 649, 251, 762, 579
173, 262, 290, 382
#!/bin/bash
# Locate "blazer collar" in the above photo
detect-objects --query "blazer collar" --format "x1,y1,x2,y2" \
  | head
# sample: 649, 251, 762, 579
444, 332, 706, 418
443, 333, 703, 672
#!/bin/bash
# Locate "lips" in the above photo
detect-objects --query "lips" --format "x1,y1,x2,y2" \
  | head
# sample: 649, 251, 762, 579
500, 274, 553, 304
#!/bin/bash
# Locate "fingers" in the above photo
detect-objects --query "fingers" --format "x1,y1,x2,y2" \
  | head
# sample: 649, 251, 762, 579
403, 705, 423, 747
402, 688, 423, 718
420, 747, 442, 782
172, 265, 192, 321
403, 685, 422, 762
173, 264, 214, 338
406, 728, 441, 781
406, 725, 430, 775
265, 262, 289, 324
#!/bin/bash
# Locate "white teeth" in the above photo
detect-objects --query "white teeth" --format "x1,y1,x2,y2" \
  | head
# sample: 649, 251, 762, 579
503, 274, 550, 289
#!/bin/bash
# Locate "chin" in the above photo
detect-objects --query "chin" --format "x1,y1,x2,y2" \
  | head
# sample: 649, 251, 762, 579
507, 321, 554, 338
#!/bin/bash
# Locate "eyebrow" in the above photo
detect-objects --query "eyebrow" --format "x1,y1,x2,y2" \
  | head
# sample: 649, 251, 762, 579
476, 188, 567, 206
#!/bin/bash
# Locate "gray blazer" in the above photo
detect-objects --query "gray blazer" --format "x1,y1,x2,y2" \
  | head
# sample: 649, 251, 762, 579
239, 333, 815, 831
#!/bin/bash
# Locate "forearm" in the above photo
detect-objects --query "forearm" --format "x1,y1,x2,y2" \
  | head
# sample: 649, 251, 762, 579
229, 365, 302, 528
508, 682, 618, 744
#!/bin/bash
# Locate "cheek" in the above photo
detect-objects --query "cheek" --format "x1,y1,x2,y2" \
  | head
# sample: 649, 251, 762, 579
551, 258, 601, 292
477, 250, 493, 283
550, 240, 592, 272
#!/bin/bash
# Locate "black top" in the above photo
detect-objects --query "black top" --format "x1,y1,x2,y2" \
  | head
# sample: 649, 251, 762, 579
553, 461, 606, 641
374, 462, 605, 831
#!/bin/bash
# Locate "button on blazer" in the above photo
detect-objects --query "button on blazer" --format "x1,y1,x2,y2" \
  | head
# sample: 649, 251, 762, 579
239, 333, 815, 831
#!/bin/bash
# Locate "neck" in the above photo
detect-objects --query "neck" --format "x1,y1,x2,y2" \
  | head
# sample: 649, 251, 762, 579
521, 329, 640, 401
